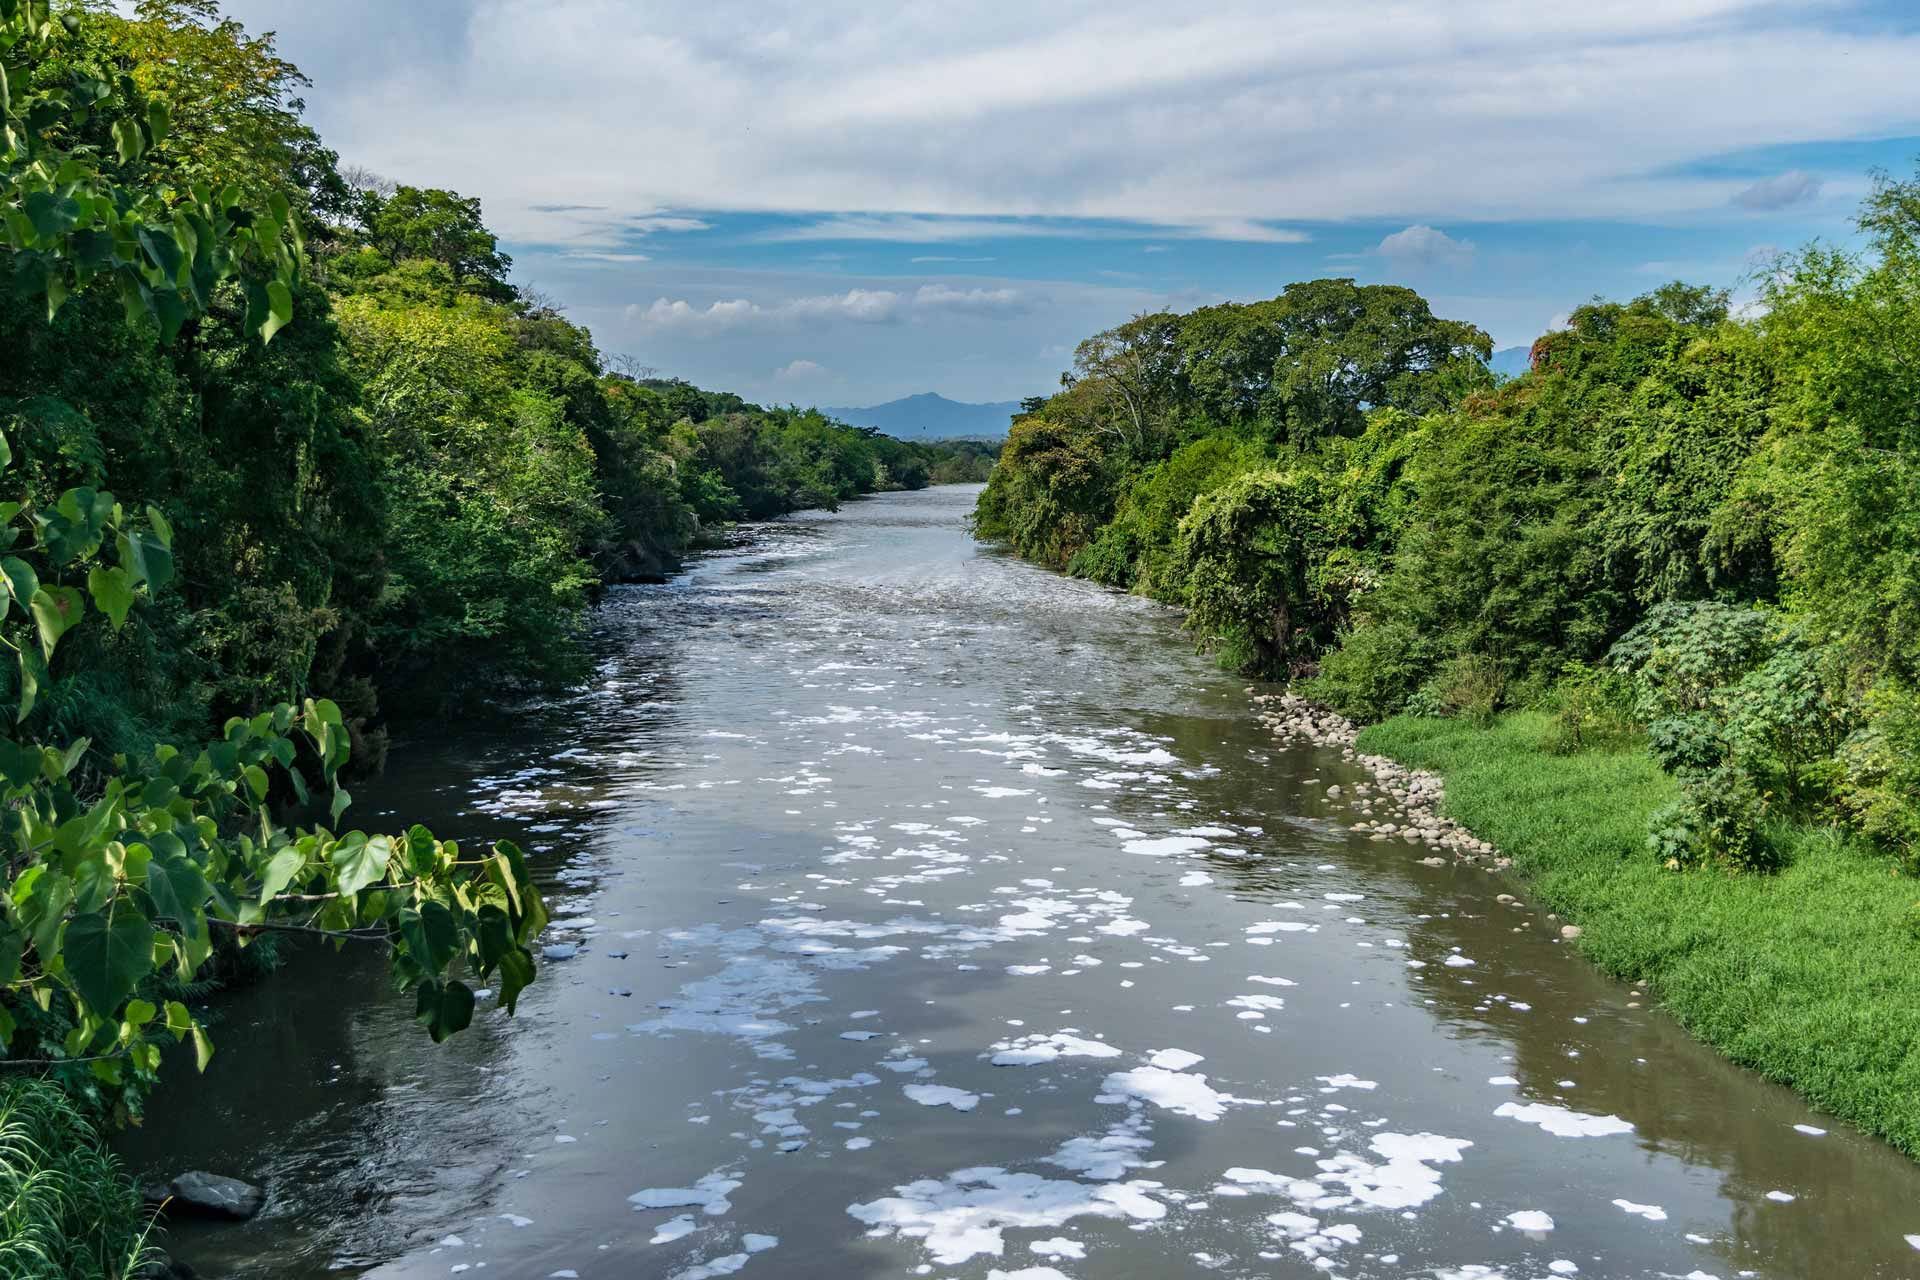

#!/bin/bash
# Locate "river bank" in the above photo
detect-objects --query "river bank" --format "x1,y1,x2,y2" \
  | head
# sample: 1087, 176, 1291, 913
1264, 694, 1920, 1162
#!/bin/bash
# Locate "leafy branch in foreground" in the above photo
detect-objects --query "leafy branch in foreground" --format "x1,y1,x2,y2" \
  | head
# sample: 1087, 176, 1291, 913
0, 0, 545, 1096
0, 430, 548, 1087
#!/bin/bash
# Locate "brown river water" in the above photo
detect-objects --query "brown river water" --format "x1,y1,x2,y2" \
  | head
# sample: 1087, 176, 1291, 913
118, 484, 1920, 1280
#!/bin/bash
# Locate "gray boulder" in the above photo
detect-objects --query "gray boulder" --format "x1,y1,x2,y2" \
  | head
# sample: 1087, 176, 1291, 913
150, 1170, 265, 1220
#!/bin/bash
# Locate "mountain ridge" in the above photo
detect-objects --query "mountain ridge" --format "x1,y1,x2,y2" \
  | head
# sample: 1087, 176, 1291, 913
821, 391, 1020, 440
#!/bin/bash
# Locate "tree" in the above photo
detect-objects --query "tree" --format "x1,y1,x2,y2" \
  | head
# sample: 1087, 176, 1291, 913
1180, 281, 1491, 439
0, 2, 544, 1100
363, 186, 515, 301
1068, 311, 1184, 456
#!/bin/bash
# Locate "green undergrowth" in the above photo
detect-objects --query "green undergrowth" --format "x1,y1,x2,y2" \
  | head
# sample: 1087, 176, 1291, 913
0, 1080, 155, 1279
1356, 710, 1920, 1158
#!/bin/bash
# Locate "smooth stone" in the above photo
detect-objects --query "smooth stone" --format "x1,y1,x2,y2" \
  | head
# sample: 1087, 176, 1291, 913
150, 1170, 265, 1220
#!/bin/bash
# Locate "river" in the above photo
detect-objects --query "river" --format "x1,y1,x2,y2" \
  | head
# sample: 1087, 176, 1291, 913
119, 484, 1920, 1280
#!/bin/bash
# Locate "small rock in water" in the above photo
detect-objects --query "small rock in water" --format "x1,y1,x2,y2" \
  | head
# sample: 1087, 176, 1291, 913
1560, 925, 1583, 940
148, 1171, 266, 1220
542, 943, 579, 960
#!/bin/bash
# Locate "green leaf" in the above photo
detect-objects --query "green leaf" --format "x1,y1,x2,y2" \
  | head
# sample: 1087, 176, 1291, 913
414, 978, 476, 1043
329, 785, 352, 827
256, 845, 304, 904
190, 1020, 213, 1070
330, 833, 388, 897
62, 906, 155, 1017
0, 1006, 15, 1052
163, 1000, 192, 1039
241, 763, 269, 801
2, 555, 39, 614
415, 900, 460, 973
87, 563, 136, 629
146, 853, 208, 939
144, 504, 172, 550
16, 645, 45, 722
261, 278, 293, 344
124, 998, 157, 1027
29, 584, 83, 660
111, 116, 144, 164
147, 99, 170, 145
496, 945, 535, 1015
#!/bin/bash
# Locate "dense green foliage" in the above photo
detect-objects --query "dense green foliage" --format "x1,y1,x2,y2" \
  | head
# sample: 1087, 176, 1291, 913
2, 0, 554, 1128
975, 172, 1920, 878
0, 0, 990, 1121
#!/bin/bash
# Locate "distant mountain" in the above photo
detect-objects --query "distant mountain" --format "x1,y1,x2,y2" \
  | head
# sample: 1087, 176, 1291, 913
1489, 345, 1533, 378
822, 392, 1021, 441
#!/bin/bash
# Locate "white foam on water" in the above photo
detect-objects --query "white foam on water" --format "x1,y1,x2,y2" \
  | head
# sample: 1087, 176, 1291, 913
1029, 1237, 1086, 1259
1315, 1074, 1376, 1091
1495, 1102, 1633, 1138
1098, 1066, 1241, 1122
1146, 1048, 1204, 1071
651, 1215, 698, 1244
629, 1171, 742, 1215
847, 1167, 1165, 1264
991, 1033, 1123, 1066
1122, 836, 1212, 857
904, 1084, 981, 1111
1612, 1198, 1667, 1221
1504, 1209, 1554, 1232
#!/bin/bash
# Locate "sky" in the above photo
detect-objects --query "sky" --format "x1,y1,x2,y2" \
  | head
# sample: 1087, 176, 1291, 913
217, 0, 1920, 407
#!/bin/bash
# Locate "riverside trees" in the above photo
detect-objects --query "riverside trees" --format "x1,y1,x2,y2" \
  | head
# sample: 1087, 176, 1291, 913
974, 175, 1920, 874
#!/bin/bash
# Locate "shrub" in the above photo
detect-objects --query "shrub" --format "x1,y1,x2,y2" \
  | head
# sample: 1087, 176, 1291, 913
1412, 653, 1509, 727
1539, 662, 1637, 754
1606, 600, 1775, 721
1301, 617, 1436, 720
1174, 469, 1330, 676
1646, 765, 1779, 873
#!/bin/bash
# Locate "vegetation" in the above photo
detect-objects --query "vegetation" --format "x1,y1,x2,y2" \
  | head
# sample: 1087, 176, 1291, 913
0, 0, 990, 1130
0, 1078, 153, 1277
974, 167, 1920, 1145
1355, 713, 1920, 1157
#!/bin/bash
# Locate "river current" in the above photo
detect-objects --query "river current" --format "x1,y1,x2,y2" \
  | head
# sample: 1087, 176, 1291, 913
121, 484, 1920, 1280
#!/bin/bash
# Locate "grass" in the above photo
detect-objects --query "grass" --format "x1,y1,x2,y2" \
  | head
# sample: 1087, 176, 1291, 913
0, 1080, 156, 1279
1356, 710, 1920, 1159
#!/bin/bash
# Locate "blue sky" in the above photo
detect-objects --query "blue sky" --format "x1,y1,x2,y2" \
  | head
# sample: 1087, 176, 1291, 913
221, 0, 1920, 406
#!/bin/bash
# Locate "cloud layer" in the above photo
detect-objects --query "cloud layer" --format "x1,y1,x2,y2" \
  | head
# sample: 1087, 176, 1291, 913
231, 0, 1920, 246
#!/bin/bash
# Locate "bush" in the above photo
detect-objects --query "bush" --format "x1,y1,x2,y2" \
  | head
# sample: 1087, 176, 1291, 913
1606, 600, 1775, 721
1646, 764, 1779, 873
1174, 469, 1330, 676
1413, 653, 1509, 727
0, 1081, 155, 1279
1301, 617, 1435, 720
1539, 662, 1637, 754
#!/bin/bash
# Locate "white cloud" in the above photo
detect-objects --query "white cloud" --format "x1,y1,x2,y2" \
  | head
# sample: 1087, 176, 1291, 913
775, 358, 826, 379
260, 0, 1920, 238
628, 283, 1022, 335
913, 283, 1024, 312
1377, 225, 1475, 267
1730, 169, 1822, 210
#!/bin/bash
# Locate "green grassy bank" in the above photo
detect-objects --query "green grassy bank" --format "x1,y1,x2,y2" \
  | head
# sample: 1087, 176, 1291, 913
1356, 711, 1920, 1158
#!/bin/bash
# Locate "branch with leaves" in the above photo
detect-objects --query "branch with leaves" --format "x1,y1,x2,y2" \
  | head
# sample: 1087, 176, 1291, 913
0, 0, 546, 1094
